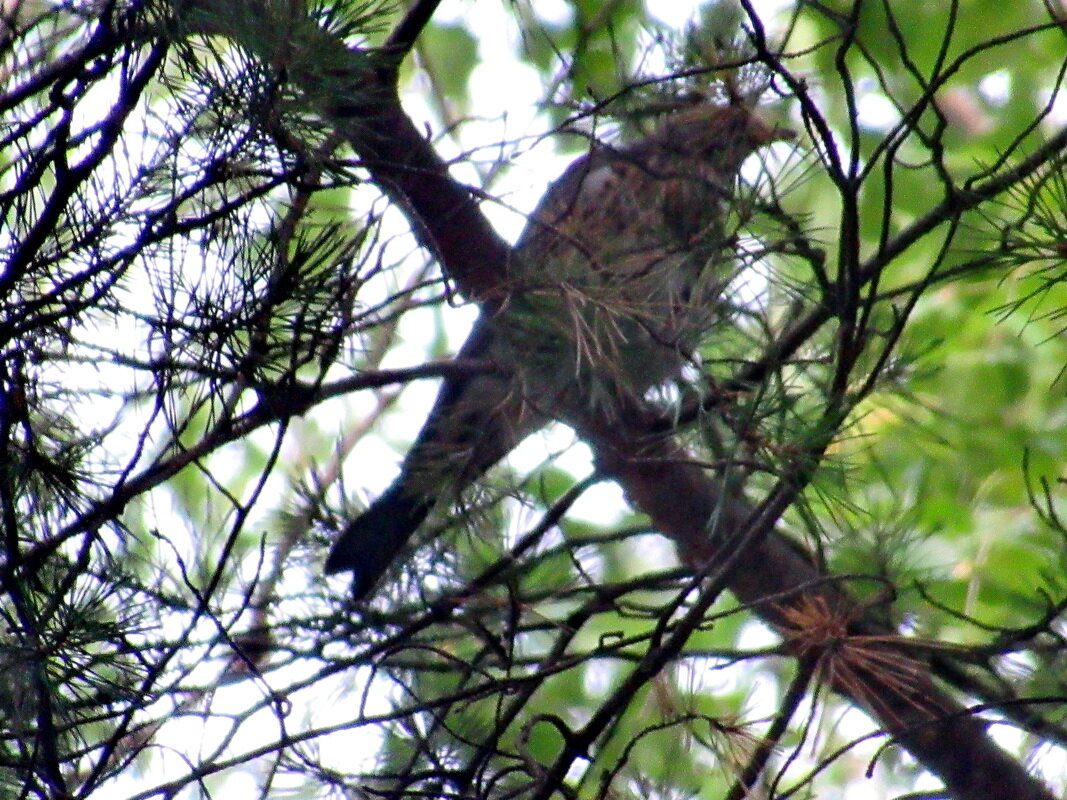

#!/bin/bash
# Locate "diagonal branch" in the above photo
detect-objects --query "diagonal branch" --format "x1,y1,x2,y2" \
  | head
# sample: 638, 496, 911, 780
167, 3, 1059, 798
385, 0, 447, 57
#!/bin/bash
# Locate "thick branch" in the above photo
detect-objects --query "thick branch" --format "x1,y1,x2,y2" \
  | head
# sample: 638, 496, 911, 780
577, 412, 1053, 800
172, 0, 512, 305
168, 4, 1058, 797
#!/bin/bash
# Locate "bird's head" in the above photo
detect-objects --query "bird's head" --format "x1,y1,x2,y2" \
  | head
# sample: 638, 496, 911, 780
651, 101, 795, 173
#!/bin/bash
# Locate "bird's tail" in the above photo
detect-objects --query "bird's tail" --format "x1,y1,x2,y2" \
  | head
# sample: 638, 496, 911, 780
324, 483, 433, 600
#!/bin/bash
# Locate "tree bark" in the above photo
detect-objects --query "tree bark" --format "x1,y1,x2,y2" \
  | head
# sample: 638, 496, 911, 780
168, 4, 1057, 797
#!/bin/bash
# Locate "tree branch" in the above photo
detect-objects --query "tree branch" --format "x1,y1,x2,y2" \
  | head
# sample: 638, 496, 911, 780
385, 0, 447, 58
166, 3, 1060, 797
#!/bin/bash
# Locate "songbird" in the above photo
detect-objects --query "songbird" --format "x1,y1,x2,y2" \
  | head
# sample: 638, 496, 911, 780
325, 100, 789, 600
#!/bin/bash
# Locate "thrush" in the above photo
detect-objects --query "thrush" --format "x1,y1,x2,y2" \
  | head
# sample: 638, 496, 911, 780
325, 101, 789, 600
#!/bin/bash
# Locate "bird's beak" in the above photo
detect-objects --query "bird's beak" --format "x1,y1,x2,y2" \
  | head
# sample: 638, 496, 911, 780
766, 121, 797, 145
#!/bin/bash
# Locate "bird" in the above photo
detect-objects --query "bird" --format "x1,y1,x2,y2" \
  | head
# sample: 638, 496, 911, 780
325, 99, 790, 600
